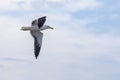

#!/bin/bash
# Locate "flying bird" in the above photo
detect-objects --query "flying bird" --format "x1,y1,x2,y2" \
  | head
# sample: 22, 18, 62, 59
21, 16, 53, 59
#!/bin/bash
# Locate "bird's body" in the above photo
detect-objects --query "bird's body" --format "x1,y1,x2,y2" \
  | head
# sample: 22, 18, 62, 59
22, 25, 50, 31
21, 16, 53, 59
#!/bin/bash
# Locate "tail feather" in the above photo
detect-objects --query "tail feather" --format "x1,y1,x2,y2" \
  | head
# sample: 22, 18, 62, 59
21, 27, 31, 31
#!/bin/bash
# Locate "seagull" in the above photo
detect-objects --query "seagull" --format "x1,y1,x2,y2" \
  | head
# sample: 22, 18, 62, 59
21, 16, 53, 59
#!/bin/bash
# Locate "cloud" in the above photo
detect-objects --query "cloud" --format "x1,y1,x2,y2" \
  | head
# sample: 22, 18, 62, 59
0, 0, 102, 13
30, 0, 102, 12
0, 0, 120, 80
0, 0, 20, 12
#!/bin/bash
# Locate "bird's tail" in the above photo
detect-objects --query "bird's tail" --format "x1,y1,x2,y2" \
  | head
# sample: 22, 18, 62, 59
21, 27, 31, 31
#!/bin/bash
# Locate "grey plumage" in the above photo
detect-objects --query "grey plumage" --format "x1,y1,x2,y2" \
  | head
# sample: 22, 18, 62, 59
30, 31, 43, 59
21, 16, 53, 59
31, 16, 46, 59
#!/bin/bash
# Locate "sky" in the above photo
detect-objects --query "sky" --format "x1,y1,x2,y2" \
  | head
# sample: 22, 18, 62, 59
0, 0, 120, 80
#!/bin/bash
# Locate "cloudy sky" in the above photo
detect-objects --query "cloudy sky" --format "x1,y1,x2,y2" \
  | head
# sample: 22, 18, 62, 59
0, 0, 120, 80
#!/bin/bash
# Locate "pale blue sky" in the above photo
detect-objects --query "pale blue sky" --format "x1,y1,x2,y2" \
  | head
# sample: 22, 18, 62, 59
0, 0, 120, 80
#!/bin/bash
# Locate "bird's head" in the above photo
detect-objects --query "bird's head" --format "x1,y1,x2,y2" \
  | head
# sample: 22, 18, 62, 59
41, 25, 54, 30
48, 26, 54, 30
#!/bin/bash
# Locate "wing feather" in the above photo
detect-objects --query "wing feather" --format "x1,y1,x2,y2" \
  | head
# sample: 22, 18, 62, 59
30, 31, 43, 59
38, 16, 46, 28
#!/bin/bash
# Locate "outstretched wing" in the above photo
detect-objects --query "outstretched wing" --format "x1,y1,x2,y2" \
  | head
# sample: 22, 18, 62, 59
30, 31, 43, 59
31, 16, 46, 28
38, 16, 46, 28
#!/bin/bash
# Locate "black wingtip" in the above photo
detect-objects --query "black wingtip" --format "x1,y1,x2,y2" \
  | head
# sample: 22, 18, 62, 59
42, 16, 46, 18
35, 56, 38, 59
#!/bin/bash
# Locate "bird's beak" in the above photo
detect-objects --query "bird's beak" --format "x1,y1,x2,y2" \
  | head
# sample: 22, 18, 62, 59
49, 27, 54, 30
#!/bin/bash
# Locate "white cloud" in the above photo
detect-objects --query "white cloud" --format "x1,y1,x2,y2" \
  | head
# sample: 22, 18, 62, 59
0, 0, 102, 12
0, 0, 120, 80
65, 0, 102, 11
0, 16, 120, 79
0, 0, 19, 11
32, 0, 102, 12
0, 0, 33, 12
